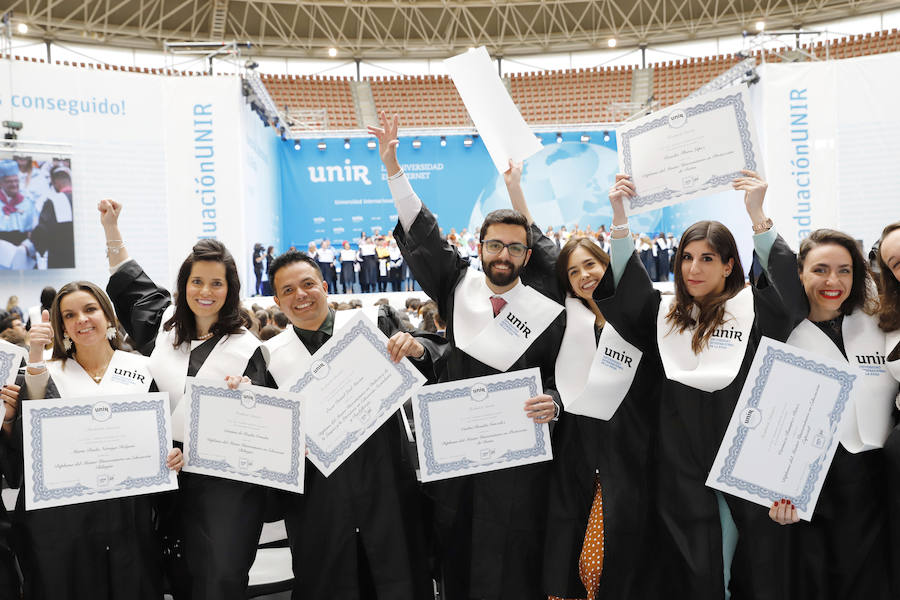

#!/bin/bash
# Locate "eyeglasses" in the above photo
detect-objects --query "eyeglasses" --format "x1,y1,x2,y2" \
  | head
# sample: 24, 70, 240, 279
481, 239, 529, 258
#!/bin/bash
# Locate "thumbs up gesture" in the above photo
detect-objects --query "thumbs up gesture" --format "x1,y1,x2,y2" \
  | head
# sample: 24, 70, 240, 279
28, 310, 54, 362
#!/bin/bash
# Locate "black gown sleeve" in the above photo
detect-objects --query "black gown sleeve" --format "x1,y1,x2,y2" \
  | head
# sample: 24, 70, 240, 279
393, 206, 469, 318
592, 249, 662, 352
106, 260, 173, 356
750, 234, 809, 341
242, 346, 276, 388
521, 223, 565, 303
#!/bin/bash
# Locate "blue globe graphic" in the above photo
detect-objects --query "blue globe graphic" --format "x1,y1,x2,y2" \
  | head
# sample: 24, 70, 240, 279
466, 142, 665, 235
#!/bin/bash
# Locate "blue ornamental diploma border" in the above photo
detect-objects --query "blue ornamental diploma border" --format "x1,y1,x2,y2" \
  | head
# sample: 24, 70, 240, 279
621, 91, 758, 209
29, 399, 171, 503
187, 385, 302, 486
289, 320, 421, 469
417, 374, 548, 475
0, 351, 17, 386
713, 346, 855, 512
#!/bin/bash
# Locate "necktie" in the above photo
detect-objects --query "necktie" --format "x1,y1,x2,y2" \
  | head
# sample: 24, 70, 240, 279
490, 295, 507, 317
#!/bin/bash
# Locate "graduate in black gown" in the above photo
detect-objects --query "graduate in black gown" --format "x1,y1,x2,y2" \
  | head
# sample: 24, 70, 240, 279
0, 369, 23, 599
99, 199, 269, 600
11, 282, 183, 600
369, 113, 565, 600
499, 162, 660, 600
769, 228, 897, 600
876, 222, 900, 597
263, 250, 445, 599
593, 172, 807, 600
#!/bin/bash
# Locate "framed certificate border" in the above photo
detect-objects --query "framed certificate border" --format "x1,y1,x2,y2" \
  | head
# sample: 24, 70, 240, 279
0, 340, 25, 387
28, 396, 172, 505
290, 318, 423, 471
416, 372, 550, 478
186, 384, 304, 488
711, 345, 855, 513
620, 90, 759, 210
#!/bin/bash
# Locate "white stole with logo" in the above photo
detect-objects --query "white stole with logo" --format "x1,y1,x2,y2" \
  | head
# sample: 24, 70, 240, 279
656, 286, 755, 393
787, 311, 898, 452
555, 296, 642, 420
452, 269, 563, 372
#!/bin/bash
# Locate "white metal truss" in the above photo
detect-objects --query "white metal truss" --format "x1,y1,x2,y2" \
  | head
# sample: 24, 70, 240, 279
4, 0, 899, 60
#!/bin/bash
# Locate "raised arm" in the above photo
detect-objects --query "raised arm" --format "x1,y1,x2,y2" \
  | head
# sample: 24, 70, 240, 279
504, 160, 533, 226
99, 199, 172, 353
368, 112, 468, 312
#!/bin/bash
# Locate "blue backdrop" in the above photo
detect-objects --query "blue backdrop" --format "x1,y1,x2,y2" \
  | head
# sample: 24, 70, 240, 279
277, 131, 749, 254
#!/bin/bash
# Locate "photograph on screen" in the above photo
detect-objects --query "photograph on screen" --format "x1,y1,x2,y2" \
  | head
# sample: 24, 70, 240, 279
0, 155, 74, 270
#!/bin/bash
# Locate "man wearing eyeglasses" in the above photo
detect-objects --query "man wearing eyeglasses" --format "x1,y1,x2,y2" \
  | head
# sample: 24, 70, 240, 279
369, 113, 565, 600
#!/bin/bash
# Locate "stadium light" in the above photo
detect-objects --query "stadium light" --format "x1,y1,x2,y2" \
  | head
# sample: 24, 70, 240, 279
294, 141, 301, 150
755, 21, 766, 31
317, 141, 327, 151
412, 138, 422, 149
366, 139, 377, 150
344, 138, 351, 150
17, 23, 28, 35
580, 134, 590, 143
555, 132, 563, 144
608, 38, 617, 48
328, 47, 338, 57
440, 136, 447, 147
603, 131, 611, 142
463, 136, 473, 148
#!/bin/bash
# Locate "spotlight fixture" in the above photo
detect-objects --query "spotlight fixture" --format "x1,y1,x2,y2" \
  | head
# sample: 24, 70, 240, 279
463, 136, 473, 148
755, 20, 765, 31
344, 138, 351, 150
440, 136, 447, 147
244, 59, 259, 69
412, 138, 422, 149
328, 47, 338, 57
607, 38, 617, 48
556, 132, 563, 144
317, 141, 327, 151
366, 139, 377, 150
602, 131, 611, 142
294, 141, 301, 150
580, 134, 590, 143
17, 23, 28, 35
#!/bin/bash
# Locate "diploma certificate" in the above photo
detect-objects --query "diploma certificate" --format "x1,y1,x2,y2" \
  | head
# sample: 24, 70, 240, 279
706, 338, 857, 520
413, 368, 552, 482
183, 378, 304, 493
289, 313, 426, 477
23, 392, 177, 510
616, 87, 763, 215
0, 339, 26, 387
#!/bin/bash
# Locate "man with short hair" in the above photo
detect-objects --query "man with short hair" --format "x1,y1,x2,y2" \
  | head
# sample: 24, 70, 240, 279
369, 113, 565, 600
264, 250, 445, 599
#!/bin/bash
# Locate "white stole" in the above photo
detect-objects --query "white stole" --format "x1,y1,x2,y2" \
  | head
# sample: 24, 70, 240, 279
657, 286, 754, 393
264, 310, 361, 389
787, 311, 899, 452
149, 319, 261, 442
47, 350, 153, 397
452, 269, 563, 372
555, 296, 642, 420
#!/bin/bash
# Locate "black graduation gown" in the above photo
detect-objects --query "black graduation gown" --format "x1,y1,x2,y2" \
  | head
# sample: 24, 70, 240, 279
0, 380, 21, 600
11, 376, 164, 600
525, 227, 661, 599
592, 236, 807, 600
394, 207, 565, 600
785, 317, 892, 600
883, 337, 900, 598
107, 259, 269, 600
278, 312, 447, 600
29, 196, 75, 269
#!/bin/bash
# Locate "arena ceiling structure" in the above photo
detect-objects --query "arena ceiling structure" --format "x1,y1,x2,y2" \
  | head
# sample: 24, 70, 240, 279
5, 0, 899, 59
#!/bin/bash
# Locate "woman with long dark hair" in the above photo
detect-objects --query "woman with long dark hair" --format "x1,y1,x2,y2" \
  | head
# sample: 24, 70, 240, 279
502, 162, 659, 599
768, 227, 897, 599
98, 199, 269, 599
10, 281, 182, 599
593, 171, 807, 599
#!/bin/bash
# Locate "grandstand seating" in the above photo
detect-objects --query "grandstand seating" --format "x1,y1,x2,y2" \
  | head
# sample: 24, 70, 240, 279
8, 27, 900, 129
368, 74, 470, 127
261, 74, 357, 130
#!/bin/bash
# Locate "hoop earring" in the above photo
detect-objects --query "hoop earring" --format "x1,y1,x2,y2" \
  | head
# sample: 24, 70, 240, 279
106, 325, 117, 341
62, 333, 73, 351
